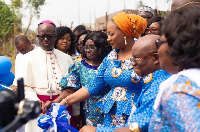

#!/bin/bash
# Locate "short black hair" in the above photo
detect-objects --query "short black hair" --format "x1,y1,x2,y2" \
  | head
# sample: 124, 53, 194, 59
82, 31, 112, 61
73, 25, 86, 33
14, 35, 30, 45
55, 26, 76, 55
162, 5, 200, 69
148, 16, 165, 35
75, 30, 91, 53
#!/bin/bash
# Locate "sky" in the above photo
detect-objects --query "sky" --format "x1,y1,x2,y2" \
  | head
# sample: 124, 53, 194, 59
5, 0, 172, 31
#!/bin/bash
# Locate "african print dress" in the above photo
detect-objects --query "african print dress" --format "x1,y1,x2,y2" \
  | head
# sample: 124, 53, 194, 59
96, 70, 171, 132
149, 75, 200, 131
59, 59, 109, 126
86, 49, 144, 127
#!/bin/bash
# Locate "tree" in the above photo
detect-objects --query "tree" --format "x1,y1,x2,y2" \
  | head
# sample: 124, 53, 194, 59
23, 0, 45, 35
137, 0, 145, 9
11, 0, 23, 35
11, 0, 23, 9
0, 1, 17, 56
0, 1, 15, 40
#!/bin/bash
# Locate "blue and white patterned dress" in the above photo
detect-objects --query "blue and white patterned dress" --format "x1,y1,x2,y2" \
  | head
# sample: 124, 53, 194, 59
96, 70, 171, 132
86, 49, 144, 127
149, 75, 200, 131
59, 59, 109, 126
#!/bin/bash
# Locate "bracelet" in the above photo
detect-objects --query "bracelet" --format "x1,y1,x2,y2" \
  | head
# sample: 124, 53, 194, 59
62, 98, 68, 106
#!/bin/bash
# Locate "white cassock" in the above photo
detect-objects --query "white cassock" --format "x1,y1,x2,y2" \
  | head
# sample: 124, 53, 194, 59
14, 47, 73, 132
15, 44, 37, 80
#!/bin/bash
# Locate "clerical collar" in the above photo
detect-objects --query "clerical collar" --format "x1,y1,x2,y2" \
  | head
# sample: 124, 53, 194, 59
46, 49, 54, 54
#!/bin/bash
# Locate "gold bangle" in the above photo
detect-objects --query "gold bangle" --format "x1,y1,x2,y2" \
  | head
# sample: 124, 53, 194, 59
129, 122, 141, 132
62, 98, 68, 106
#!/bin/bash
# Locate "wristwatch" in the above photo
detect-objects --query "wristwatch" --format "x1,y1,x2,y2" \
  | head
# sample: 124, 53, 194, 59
129, 122, 140, 132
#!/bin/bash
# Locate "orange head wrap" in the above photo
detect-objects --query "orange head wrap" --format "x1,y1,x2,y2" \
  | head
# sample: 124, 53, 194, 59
112, 12, 147, 39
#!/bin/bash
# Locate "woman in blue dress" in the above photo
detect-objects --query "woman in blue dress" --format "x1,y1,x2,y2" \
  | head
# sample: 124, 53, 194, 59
149, 5, 200, 131
60, 12, 147, 131
45, 31, 112, 128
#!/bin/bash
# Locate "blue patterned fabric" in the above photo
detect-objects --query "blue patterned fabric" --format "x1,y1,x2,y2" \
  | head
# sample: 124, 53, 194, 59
60, 59, 98, 91
149, 75, 200, 131
59, 60, 108, 126
86, 49, 144, 127
96, 70, 171, 132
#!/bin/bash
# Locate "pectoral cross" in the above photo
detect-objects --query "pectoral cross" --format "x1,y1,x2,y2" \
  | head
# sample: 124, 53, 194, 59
47, 84, 55, 99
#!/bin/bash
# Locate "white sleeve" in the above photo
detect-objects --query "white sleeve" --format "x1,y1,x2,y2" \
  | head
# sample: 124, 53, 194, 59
13, 54, 25, 86
24, 86, 40, 101
15, 55, 40, 101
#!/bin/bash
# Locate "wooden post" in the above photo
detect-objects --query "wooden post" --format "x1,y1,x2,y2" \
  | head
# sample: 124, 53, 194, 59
105, 12, 108, 30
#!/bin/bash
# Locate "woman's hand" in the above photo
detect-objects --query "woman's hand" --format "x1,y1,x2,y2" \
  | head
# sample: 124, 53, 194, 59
60, 98, 67, 105
60, 87, 90, 107
44, 101, 54, 111
79, 126, 97, 132
113, 127, 131, 132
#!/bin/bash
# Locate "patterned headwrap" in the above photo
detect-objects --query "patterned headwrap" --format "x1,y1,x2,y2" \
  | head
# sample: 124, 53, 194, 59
138, 6, 154, 15
112, 12, 147, 39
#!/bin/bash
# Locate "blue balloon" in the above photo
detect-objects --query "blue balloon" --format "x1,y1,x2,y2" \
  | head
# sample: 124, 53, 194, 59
0, 56, 12, 75
0, 72, 15, 87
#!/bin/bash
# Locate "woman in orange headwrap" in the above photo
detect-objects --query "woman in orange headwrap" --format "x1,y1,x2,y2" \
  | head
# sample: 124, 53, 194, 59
59, 12, 147, 132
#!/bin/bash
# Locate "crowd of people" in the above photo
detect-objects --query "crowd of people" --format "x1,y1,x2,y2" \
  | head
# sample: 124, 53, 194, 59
2, 0, 199, 131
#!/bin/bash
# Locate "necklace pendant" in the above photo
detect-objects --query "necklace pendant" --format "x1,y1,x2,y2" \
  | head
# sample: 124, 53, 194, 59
47, 84, 55, 99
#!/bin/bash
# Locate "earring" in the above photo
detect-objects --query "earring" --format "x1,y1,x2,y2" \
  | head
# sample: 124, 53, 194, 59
124, 36, 127, 45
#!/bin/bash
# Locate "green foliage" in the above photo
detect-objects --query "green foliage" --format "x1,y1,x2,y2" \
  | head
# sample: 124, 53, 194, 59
137, 0, 145, 9
26, 0, 45, 18
11, 0, 23, 9
22, 28, 34, 33
0, 1, 15, 39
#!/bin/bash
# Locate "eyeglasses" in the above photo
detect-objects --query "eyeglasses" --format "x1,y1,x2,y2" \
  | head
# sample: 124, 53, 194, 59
77, 41, 83, 46
130, 52, 157, 63
83, 45, 96, 51
37, 34, 55, 40
155, 39, 167, 49
146, 28, 160, 33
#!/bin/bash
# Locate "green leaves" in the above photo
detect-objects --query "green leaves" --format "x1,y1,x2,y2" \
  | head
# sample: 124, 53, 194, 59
25, 0, 45, 17
0, 0, 46, 38
11, 0, 23, 9
0, 1, 15, 39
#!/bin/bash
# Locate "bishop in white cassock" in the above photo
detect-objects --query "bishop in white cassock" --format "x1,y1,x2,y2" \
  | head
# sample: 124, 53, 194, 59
15, 47, 73, 102
14, 20, 73, 132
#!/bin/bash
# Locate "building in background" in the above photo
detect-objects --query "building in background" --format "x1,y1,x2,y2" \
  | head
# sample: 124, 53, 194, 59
82, 9, 167, 31
95, 9, 138, 30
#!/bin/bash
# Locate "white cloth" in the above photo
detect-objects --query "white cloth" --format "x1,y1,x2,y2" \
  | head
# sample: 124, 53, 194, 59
14, 47, 73, 100
14, 44, 37, 83
13, 47, 73, 132
153, 68, 200, 110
